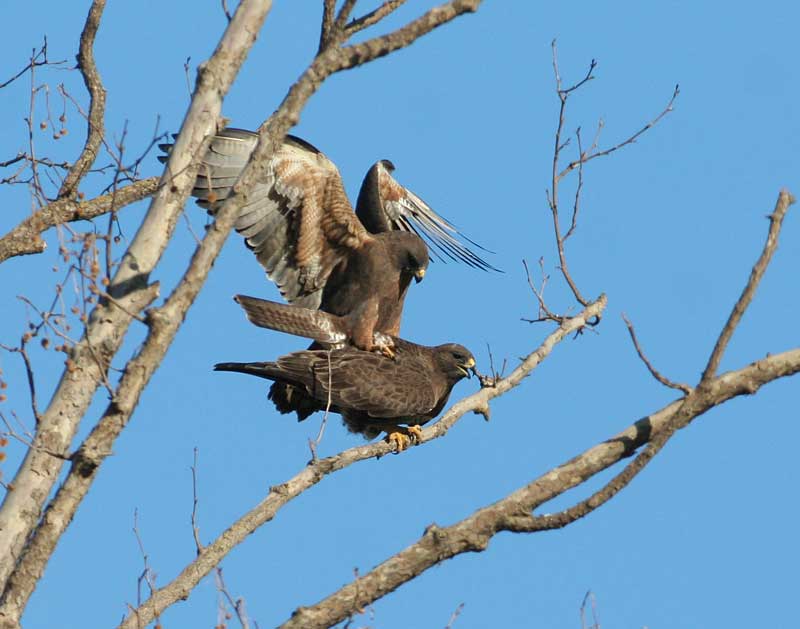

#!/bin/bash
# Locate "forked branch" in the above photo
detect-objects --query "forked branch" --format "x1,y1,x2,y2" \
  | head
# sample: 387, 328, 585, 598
283, 187, 796, 627
546, 40, 678, 310
701, 189, 795, 381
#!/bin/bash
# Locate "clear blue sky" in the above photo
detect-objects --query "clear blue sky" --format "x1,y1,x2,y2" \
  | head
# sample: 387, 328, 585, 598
1, 2, 799, 628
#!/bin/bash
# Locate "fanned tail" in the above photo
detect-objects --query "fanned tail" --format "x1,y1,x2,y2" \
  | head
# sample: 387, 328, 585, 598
233, 295, 348, 345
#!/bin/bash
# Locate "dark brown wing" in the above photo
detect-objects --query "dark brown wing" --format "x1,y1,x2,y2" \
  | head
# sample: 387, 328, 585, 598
217, 349, 440, 419
173, 129, 373, 309
287, 350, 441, 418
355, 160, 499, 271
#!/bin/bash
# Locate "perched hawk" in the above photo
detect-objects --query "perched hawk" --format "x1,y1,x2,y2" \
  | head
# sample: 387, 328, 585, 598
226, 294, 477, 429
160, 128, 495, 352
215, 341, 475, 451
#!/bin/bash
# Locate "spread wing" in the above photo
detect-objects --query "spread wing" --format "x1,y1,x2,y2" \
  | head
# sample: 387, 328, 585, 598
355, 160, 499, 271
162, 129, 372, 309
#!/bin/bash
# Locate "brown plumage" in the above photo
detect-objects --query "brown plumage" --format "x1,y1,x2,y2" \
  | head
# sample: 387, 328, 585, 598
214, 341, 475, 450
161, 130, 450, 349
159, 129, 496, 336
161, 129, 495, 421
233, 294, 393, 352
229, 295, 477, 433
233, 294, 396, 420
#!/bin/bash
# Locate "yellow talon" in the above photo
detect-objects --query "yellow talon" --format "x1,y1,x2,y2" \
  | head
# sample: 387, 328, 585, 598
384, 425, 423, 451
386, 431, 411, 452
407, 425, 423, 443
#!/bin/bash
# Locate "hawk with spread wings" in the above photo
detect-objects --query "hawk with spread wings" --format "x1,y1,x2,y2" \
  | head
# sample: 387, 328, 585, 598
215, 341, 475, 451
160, 128, 495, 352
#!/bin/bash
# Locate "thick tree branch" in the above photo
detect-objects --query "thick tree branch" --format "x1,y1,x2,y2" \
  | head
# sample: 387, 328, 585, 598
0, 187, 242, 623
0, 1, 484, 624
282, 347, 800, 629
0, 0, 274, 612
117, 295, 603, 629
0, 177, 158, 264
279, 186, 797, 628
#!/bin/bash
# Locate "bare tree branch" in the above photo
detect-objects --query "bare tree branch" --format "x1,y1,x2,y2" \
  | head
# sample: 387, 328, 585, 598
275, 185, 797, 627
0, 1, 484, 625
701, 189, 795, 381
319, 0, 337, 51
0, 177, 158, 264
622, 313, 693, 394
546, 41, 678, 310
557, 84, 680, 180
346, 1, 408, 37
0, 38, 67, 90
281, 346, 800, 628
117, 295, 602, 629
0, 0, 276, 617
58, 0, 106, 198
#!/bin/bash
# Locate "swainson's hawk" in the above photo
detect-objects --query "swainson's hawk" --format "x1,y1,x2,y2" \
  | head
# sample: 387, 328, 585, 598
160, 129, 496, 352
214, 342, 475, 451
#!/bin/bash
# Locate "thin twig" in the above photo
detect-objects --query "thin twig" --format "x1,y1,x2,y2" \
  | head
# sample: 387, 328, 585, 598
0, 412, 68, 461
0, 37, 67, 90
564, 126, 585, 242
308, 349, 334, 462
131, 509, 159, 626
558, 84, 680, 180
444, 602, 465, 629
215, 567, 250, 629
579, 591, 600, 629
547, 41, 678, 311
221, 0, 233, 21
346, 1, 407, 37
0, 339, 42, 424
548, 42, 596, 306
622, 313, 692, 394
190, 448, 203, 555
522, 258, 560, 323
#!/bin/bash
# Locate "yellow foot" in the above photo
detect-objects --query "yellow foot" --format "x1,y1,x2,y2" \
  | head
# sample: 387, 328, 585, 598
372, 333, 396, 360
386, 430, 411, 452
407, 425, 423, 444
384, 425, 423, 452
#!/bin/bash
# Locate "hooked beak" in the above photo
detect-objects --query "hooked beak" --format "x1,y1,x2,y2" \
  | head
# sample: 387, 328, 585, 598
414, 268, 426, 283
458, 356, 476, 378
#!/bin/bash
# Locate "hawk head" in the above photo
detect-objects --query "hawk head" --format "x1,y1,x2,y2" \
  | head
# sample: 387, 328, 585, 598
434, 343, 476, 381
388, 231, 430, 284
